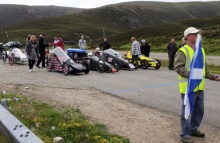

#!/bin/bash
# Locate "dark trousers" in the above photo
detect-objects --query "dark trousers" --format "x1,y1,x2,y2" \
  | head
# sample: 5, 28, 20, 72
37, 50, 45, 67
28, 59, 35, 69
132, 55, 139, 67
168, 55, 175, 69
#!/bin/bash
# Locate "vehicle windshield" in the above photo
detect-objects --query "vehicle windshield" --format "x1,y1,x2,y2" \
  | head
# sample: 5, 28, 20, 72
11, 48, 23, 54
103, 48, 122, 58
52, 47, 71, 63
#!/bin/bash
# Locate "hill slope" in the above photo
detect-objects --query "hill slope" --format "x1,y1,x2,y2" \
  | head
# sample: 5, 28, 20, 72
0, 4, 85, 27
1, 1, 220, 44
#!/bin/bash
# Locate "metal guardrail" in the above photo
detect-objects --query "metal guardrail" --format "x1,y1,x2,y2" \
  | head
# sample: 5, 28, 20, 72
0, 104, 44, 143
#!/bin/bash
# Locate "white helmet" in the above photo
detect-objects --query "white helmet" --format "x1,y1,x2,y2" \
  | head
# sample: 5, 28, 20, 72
95, 47, 100, 51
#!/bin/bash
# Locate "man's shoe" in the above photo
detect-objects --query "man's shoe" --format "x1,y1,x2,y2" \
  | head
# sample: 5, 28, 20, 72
181, 137, 193, 143
191, 130, 205, 138
36, 65, 41, 68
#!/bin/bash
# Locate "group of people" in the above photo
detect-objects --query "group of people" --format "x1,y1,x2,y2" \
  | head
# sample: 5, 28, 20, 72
25, 34, 64, 72
12, 27, 220, 143
130, 37, 151, 68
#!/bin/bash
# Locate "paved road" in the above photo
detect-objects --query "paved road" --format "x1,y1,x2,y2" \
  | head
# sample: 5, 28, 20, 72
0, 59, 220, 129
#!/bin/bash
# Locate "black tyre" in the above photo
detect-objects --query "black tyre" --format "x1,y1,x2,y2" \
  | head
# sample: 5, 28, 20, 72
141, 60, 148, 69
62, 63, 69, 76
47, 59, 53, 72
2, 55, 6, 64
96, 60, 105, 73
84, 62, 90, 74
155, 60, 161, 69
9, 56, 14, 66
112, 59, 121, 72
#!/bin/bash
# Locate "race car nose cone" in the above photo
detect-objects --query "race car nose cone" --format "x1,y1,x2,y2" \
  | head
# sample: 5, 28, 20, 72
112, 68, 116, 72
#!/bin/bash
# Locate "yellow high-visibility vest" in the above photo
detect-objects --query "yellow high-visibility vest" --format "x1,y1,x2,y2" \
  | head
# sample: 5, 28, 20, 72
178, 45, 206, 94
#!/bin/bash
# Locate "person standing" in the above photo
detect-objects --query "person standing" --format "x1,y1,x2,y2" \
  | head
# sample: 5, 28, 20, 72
167, 38, 177, 70
99, 37, 111, 51
26, 35, 39, 72
174, 27, 220, 143
36, 34, 49, 68
26, 34, 31, 45
78, 35, 86, 50
53, 35, 59, 49
140, 39, 151, 57
178, 37, 186, 50
131, 37, 141, 69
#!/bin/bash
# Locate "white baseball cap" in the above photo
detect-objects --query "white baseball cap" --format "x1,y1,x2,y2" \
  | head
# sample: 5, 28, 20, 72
184, 27, 200, 38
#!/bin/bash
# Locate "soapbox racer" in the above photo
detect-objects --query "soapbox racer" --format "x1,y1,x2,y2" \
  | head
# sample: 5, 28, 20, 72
7, 47, 28, 66
101, 48, 135, 71
66, 48, 116, 73
47, 47, 89, 76
88, 52, 116, 73
124, 51, 161, 69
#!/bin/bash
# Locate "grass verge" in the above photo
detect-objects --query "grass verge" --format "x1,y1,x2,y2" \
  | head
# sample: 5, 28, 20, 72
0, 92, 129, 143
159, 59, 220, 74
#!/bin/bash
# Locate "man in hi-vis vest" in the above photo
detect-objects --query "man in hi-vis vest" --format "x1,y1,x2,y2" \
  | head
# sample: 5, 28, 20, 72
174, 27, 220, 143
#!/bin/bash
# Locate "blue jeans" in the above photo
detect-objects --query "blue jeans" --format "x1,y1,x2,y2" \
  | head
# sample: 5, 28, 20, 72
180, 90, 204, 137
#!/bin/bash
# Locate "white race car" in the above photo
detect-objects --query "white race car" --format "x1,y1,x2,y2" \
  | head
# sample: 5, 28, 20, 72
7, 48, 28, 66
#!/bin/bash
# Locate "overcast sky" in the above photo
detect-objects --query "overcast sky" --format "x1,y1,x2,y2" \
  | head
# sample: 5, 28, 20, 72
0, 0, 218, 8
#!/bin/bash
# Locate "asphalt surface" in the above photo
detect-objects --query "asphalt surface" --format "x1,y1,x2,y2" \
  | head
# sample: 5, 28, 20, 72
0, 52, 220, 130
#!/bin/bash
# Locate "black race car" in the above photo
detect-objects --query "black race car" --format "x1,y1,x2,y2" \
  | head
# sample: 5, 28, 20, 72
88, 52, 116, 73
101, 48, 135, 71
47, 47, 89, 76
66, 48, 116, 73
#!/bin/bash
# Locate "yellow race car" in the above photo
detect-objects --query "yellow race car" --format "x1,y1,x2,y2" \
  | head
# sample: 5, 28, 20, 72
124, 51, 161, 69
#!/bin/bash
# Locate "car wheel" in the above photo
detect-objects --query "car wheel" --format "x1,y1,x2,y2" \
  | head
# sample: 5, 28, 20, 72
9, 56, 14, 66
141, 60, 148, 69
96, 60, 105, 73
47, 59, 53, 72
112, 59, 121, 72
84, 62, 90, 74
155, 59, 161, 69
62, 63, 69, 76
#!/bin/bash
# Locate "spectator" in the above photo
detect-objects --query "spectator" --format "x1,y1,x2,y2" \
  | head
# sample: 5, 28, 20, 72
26, 34, 31, 45
78, 35, 86, 50
178, 37, 186, 50
131, 37, 141, 69
167, 38, 177, 70
53, 35, 59, 49
140, 39, 151, 57
99, 37, 111, 51
25, 35, 39, 72
36, 34, 49, 68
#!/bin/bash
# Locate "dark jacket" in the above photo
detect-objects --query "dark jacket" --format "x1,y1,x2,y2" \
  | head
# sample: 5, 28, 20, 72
26, 41, 39, 56
38, 37, 49, 52
141, 44, 150, 56
99, 41, 111, 51
167, 43, 177, 56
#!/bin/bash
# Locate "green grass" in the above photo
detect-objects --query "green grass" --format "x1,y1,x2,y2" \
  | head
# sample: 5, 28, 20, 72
159, 59, 220, 74
0, 92, 129, 143
0, 132, 9, 143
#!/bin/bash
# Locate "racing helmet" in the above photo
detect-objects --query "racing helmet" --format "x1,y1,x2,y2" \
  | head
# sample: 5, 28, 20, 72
95, 47, 100, 52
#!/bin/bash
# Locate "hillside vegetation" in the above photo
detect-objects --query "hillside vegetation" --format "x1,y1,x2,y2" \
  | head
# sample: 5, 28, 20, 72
0, 4, 85, 27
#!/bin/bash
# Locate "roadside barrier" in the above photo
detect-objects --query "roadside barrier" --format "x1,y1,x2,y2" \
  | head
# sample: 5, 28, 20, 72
0, 104, 44, 143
